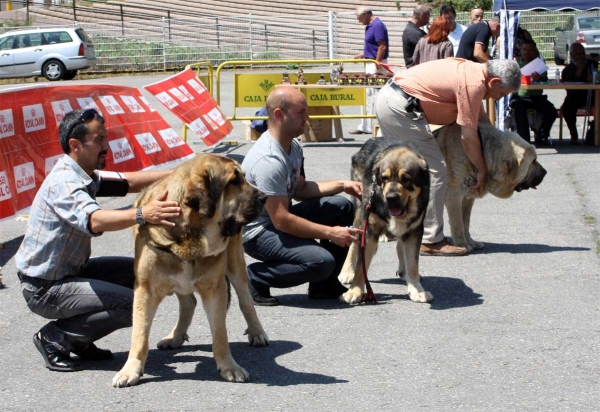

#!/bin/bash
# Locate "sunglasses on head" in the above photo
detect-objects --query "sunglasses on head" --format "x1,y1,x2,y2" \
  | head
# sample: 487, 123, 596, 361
65, 108, 103, 138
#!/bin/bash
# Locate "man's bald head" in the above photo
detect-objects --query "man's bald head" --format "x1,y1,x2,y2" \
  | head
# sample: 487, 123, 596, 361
266, 87, 306, 121
265, 86, 309, 140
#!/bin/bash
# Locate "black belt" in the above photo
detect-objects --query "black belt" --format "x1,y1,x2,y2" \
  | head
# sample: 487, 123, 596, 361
386, 79, 420, 112
17, 272, 53, 287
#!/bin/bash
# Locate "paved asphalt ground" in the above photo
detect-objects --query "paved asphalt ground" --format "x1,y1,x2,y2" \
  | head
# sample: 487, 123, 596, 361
0, 68, 599, 411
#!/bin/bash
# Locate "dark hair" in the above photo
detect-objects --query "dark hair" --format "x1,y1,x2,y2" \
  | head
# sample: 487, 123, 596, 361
522, 38, 537, 47
427, 17, 452, 44
439, 4, 456, 16
58, 109, 105, 154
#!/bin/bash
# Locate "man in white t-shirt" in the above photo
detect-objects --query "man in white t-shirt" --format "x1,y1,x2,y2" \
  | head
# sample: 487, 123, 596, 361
441, 4, 466, 56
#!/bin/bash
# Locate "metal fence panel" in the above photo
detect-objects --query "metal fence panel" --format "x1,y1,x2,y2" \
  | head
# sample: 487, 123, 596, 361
0, 9, 581, 73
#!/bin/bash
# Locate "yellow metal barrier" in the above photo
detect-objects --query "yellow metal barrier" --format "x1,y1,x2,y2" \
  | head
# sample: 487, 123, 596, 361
215, 59, 379, 122
182, 61, 214, 142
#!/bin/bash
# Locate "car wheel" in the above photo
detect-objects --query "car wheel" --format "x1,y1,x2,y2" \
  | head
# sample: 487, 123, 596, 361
554, 51, 565, 65
63, 70, 78, 81
42, 60, 66, 81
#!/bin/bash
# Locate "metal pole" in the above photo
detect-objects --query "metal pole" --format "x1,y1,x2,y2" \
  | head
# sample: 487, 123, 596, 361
120, 5, 124, 36
264, 24, 268, 52
312, 30, 316, 59
162, 17, 167, 71
215, 17, 221, 50
72, 0, 76, 22
216, 17, 220, 49
328, 10, 334, 60
249, 12, 253, 61
168, 11, 171, 42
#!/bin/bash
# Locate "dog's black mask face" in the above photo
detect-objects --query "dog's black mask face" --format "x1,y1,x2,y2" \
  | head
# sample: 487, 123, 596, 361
515, 160, 547, 192
375, 152, 427, 219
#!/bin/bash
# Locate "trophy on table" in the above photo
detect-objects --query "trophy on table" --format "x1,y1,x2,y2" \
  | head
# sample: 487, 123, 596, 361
295, 67, 307, 85
281, 72, 291, 85
331, 62, 344, 84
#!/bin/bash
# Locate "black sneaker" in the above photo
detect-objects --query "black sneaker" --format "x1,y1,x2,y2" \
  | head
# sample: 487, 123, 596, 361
308, 282, 348, 299
248, 280, 279, 306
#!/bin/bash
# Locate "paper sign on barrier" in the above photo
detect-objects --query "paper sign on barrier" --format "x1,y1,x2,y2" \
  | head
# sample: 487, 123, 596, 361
144, 69, 233, 147
0, 83, 195, 221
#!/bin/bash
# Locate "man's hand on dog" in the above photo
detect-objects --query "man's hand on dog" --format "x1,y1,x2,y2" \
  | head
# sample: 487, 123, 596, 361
141, 191, 182, 226
470, 169, 487, 197
329, 226, 363, 247
342, 180, 363, 200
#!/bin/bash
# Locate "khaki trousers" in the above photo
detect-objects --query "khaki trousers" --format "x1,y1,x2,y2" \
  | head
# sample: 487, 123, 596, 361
374, 83, 447, 244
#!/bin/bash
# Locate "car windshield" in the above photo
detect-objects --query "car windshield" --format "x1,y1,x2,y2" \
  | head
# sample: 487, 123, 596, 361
578, 16, 600, 30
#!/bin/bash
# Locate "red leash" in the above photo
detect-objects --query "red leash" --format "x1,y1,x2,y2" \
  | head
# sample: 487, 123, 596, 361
360, 204, 377, 303
377, 62, 404, 74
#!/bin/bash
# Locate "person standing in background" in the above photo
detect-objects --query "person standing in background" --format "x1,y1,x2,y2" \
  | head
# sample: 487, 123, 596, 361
440, 4, 466, 57
350, 6, 389, 135
402, 4, 430, 68
412, 17, 454, 66
468, 6, 484, 26
456, 16, 500, 62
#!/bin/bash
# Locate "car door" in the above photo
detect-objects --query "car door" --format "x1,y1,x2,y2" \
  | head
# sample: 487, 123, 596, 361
564, 16, 576, 54
12, 33, 45, 76
0, 35, 16, 78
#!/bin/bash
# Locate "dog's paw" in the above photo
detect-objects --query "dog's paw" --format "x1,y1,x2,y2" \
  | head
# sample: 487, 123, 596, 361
157, 333, 189, 350
340, 287, 363, 304
112, 360, 144, 388
245, 328, 269, 347
468, 239, 485, 250
453, 240, 473, 253
409, 290, 434, 303
338, 270, 354, 284
219, 361, 250, 383
378, 233, 396, 243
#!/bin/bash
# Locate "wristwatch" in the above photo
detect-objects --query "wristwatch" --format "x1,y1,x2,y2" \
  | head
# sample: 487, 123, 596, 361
135, 207, 146, 225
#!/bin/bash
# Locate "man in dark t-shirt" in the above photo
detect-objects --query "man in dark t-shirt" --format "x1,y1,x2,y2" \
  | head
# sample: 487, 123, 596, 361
402, 4, 430, 67
456, 17, 500, 62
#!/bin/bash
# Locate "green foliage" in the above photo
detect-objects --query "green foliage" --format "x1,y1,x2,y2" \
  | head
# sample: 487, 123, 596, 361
0, 16, 34, 28
424, 0, 493, 13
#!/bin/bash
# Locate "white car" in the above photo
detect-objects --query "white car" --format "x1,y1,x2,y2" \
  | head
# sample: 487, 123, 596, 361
0, 27, 97, 81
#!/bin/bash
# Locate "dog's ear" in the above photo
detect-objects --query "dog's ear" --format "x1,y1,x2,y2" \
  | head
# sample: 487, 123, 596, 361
185, 166, 225, 219
373, 163, 383, 186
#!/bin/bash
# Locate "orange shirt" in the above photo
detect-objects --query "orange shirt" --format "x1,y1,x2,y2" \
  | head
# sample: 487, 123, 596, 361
393, 58, 487, 130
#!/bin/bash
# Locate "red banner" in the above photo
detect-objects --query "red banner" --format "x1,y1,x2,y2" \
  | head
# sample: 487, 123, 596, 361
0, 83, 195, 221
144, 69, 233, 147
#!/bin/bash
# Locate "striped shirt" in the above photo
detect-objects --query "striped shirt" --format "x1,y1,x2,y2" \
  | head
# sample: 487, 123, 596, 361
393, 58, 487, 129
15, 155, 102, 280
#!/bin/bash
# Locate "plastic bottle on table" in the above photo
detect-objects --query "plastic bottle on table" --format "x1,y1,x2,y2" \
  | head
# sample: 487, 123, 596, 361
555, 68, 561, 84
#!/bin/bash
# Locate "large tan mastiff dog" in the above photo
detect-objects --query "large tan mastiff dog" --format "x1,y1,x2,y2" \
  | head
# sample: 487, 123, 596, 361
113, 154, 268, 387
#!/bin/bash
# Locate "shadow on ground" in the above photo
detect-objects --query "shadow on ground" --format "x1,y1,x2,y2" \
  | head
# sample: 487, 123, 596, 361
86, 340, 347, 387
371, 275, 484, 310
475, 242, 588, 254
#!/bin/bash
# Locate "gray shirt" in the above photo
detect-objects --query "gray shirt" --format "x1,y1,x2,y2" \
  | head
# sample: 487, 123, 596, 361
241, 131, 303, 242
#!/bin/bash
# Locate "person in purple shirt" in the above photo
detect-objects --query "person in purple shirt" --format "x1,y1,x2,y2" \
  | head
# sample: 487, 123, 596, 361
349, 6, 389, 135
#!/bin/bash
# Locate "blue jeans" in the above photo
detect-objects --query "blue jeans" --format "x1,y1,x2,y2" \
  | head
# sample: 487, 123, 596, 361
20, 256, 134, 354
244, 196, 354, 291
